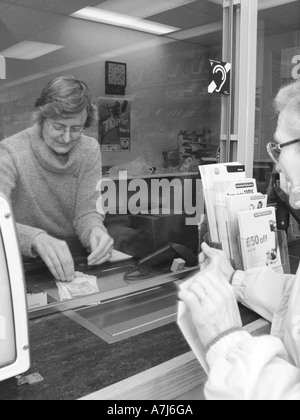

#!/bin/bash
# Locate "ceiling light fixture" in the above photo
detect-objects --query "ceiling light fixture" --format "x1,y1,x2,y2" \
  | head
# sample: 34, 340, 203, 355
71, 7, 180, 35
0, 41, 64, 60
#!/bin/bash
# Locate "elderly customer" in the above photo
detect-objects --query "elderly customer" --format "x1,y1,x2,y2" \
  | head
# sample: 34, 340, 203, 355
179, 80, 300, 400
0, 75, 113, 282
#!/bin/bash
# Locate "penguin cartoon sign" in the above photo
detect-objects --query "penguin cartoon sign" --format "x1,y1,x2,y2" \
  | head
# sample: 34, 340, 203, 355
208, 59, 231, 96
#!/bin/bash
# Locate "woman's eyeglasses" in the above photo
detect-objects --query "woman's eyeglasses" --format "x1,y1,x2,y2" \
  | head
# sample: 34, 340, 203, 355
267, 139, 300, 164
47, 120, 85, 138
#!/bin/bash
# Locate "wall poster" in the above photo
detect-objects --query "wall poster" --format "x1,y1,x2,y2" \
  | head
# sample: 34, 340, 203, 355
98, 98, 131, 152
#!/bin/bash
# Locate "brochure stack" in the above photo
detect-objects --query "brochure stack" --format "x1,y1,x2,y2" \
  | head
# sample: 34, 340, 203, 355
226, 192, 268, 269
214, 178, 259, 258
200, 163, 288, 273
199, 162, 245, 245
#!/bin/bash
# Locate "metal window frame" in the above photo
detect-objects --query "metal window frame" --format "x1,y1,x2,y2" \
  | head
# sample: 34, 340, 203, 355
220, 0, 258, 177
236, 0, 258, 177
223, 0, 298, 176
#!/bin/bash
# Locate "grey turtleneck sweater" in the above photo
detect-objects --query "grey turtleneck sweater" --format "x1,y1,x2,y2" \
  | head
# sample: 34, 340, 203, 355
0, 124, 106, 257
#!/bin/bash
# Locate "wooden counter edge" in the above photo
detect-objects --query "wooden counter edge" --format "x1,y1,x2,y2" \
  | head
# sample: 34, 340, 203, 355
79, 318, 271, 401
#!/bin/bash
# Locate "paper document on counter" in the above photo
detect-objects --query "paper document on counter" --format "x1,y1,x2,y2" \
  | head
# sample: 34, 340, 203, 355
109, 249, 132, 263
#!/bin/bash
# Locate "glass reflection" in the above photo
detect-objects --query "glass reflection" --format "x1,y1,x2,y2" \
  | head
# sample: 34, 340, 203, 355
0, 1, 224, 314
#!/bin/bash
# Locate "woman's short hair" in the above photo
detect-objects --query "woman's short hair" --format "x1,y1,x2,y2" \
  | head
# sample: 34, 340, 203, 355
33, 75, 97, 128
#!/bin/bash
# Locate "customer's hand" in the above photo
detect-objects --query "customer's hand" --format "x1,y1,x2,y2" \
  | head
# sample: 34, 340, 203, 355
179, 269, 242, 349
199, 242, 235, 282
32, 233, 75, 282
88, 227, 114, 266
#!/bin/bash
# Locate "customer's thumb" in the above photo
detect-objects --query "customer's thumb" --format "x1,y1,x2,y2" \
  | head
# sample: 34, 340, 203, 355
201, 242, 214, 256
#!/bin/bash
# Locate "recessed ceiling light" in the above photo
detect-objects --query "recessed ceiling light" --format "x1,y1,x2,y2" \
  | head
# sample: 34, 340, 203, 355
0, 41, 64, 60
71, 7, 180, 35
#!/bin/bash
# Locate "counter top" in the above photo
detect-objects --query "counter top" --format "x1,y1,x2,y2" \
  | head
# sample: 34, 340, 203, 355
2, 244, 297, 400
0, 304, 260, 400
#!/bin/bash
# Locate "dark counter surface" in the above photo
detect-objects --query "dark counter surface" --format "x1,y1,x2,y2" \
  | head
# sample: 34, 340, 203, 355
0, 303, 260, 401
1, 240, 298, 400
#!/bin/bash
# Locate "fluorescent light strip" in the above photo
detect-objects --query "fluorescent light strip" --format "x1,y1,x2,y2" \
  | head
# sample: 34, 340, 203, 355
71, 7, 180, 35
0, 41, 64, 60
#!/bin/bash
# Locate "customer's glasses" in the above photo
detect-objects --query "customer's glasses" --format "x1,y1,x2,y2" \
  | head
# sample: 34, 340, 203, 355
47, 120, 85, 138
267, 139, 300, 164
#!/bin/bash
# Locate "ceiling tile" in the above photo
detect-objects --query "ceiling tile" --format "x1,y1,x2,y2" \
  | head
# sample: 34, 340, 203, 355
0, 4, 63, 42
95, 0, 196, 18
1, 0, 103, 15
149, 8, 219, 30
148, 0, 222, 29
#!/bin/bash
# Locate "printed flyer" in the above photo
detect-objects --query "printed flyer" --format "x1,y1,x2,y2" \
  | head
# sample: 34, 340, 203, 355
214, 178, 258, 258
98, 98, 131, 152
226, 193, 267, 269
238, 207, 283, 273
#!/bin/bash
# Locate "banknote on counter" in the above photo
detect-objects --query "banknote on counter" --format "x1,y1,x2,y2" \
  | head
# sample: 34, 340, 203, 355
56, 272, 99, 301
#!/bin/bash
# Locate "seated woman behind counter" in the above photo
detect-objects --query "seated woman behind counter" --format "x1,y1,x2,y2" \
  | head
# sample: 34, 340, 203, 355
0, 75, 113, 282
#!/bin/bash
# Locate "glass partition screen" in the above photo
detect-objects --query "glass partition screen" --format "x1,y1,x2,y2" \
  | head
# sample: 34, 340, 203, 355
0, 0, 226, 314
254, 0, 300, 193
